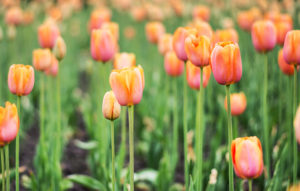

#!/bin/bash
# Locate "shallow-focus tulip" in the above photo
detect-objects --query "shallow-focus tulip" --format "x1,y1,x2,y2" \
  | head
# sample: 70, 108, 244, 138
193, 20, 213, 40
113, 52, 136, 69
173, 27, 197, 61
251, 20, 276, 53
192, 5, 210, 21
130, 6, 147, 22
0, 102, 19, 146
278, 49, 299, 75
90, 29, 117, 62
158, 33, 173, 55
5, 7, 23, 26
231, 136, 264, 179
53, 36, 66, 61
38, 21, 60, 49
164, 51, 184, 77
8, 64, 35, 96
283, 30, 300, 65
170, 0, 184, 16
294, 105, 300, 144
275, 21, 292, 46
145, 22, 165, 44
102, 91, 121, 120
288, 183, 300, 191
109, 65, 144, 106
88, 8, 111, 32
124, 26, 136, 39
213, 29, 238, 46
22, 11, 34, 25
186, 61, 211, 90
224, 92, 247, 116
101, 22, 119, 41
237, 8, 261, 31
211, 42, 242, 85
185, 34, 211, 67
45, 55, 59, 77
32, 49, 52, 71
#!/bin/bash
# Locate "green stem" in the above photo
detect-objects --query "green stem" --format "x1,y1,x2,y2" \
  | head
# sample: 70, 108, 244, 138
16, 96, 21, 191
128, 105, 134, 191
233, 117, 238, 139
248, 179, 252, 191
293, 65, 297, 183
263, 54, 270, 178
226, 85, 234, 191
1, 148, 5, 191
111, 121, 116, 191
183, 65, 189, 190
4, 146, 9, 191
172, 79, 178, 169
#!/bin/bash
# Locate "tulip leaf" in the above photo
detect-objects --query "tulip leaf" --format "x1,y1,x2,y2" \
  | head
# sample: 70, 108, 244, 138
67, 174, 107, 191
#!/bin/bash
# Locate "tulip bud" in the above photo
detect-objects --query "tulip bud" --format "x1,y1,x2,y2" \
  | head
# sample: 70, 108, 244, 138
224, 92, 247, 116
173, 27, 197, 61
294, 105, 300, 144
145, 22, 165, 44
231, 136, 264, 179
186, 61, 211, 90
38, 21, 60, 49
283, 30, 300, 65
102, 91, 121, 121
130, 6, 147, 22
158, 33, 173, 55
164, 51, 184, 77
192, 5, 210, 22
113, 52, 136, 70
275, 21, 292, 46
101, 22, 119, 41
45, 54, 59, 77
213, 29, 238, 46
192, 20, 213, 39
251, 20, 276, 53
32, 49, 52, 71
278, 49, 299, 76
5, 7, 23, 26
53, 36, 66, 61
0, 102, 19, 146
88, 8, 111, 32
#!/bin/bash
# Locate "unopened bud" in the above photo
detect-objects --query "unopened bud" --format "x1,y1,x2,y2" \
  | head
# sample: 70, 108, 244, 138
53, 36, 66, 61
102, 91, 121, 121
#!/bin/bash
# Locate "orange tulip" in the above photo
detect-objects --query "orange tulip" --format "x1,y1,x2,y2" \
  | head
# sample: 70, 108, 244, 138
158, 33, 173, 55
186, 61, 211, 90
288, 183, 300, 191
213, 29, 238, 46
113, 52, 136, 70
109, 65, 144, 106
45, 54, 59, 77
278, 49, 299, 76
192, 5, 210, 22
145, 22, 165, 44
5, 6, 23, 26
224, 92, 247, 116
8, 64, 35, 96
124, 26, 136, 40
130, 6, 147, 22
0, 102, 19, 146
164, 51, 184, 77
283, 30, 300, 65
90, 29, 117, 62
88, 8, 111, 32
102, 91, 121, 121
173, 27, 197, 61
193, 20, 213, 40
275, 21, 292, 46
185, 34, 211, 67
251, 20, 276, 53
101, 22, 119, 41
38, 21, 60, 49
32, 49, 52, 71
210, 42, 242, 85
22, 11, 34, 25
294, 105, 300, 144
231, 136, 264, 179
237, 8, 261, 31
53, 36, 66, 61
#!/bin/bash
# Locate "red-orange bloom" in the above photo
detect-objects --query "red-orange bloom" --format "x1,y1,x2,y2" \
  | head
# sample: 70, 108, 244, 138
192, 5, 210, 22
186, 61, 211, 90
5, 6, 23, 26
164, 51, 184, 77
38, 21, 60, 49
251, 20, 276, 53
224, 92, 247, 116
32, 49, 52, 71
88, 8, 111, 32
145, 22, 165, 44
213, 29, 238, 47
173, 27, 197, 61
237, 8, 261, 31
283, 30, 300, 65
278, 49, 299, 75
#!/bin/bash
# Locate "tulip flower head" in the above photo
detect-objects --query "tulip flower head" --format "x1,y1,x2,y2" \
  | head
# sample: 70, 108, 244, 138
278, 49, 299, 76
102, 91, 121, 121
164, 51, 184, 77
109, 65, 145, 106
45, 55, 59, 77
101, 22, 119, 41
283, 30, 300, 65
294, 105, 300, 144
210, 41, 242, 85
0, 102, 19, 146
213, 29, 239, 47
237, 8, 261, 31
32, 49, 52, 71
192, 5, 210, 22
186, 61, 211, 90
145, 22, 165, 44
224, 92, 247, 116
88, 8, 111, 32
113, 52, 136, 70
173, 27, 197, 61
193, 20, 213, 39
275, 21, 292, 46
53, 36, 66, 61
185, 34, 211, 67
231, 136, 264, 179
8, 64, 35, 96
38, 21, 60, 49
90, 29, 117, 62
158, 33, 173, 55
251, 20, 277, 53
5, 6, 23, 26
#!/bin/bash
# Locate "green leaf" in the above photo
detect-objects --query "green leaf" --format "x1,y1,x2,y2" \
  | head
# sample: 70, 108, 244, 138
134, 169, 157, 184
60, 178, 74, 190
67, 174, 107, 191
189, 176, 195, 191
74, 139, 98, 150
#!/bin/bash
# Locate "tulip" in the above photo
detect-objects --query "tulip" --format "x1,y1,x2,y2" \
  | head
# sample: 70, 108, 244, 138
210, 42, 242, 85
275, 21, 292, 46
158, 33, 173, 55
283, 30, 300, 65
186, 61, 211, 90
224, 92, 247, 116
288, 183, 300, 191
145, 22, 165, 44
173, 27, 197, 61
53, 36, 66, 61
193, 20, 213, 39
32, 49, 52, 71
45, 55, 59, 77
88, 8, 111, 32
102, 91, 121, 121
192, 5, 210, 22
130, 6, 147, 22
295, 105, 300, 144
237, 8, 261, 31
113, 53, 136, 70
90, 29, 117, 62
185, 34, 211, 67
0, 102, 19, 146
22, 11, 34, 25
251, 20, 276, 53
231, 136, 264, 179
5, 7, 23, 26
164, 51, 184, 77
278, 49, 299, 76
101, 22, 119, 41
8, 64, 35, 96
38, 21, 60, 49
213, 29, 238, 47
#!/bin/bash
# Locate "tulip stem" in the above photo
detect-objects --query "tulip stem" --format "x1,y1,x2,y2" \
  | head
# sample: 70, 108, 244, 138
183, 64, 189, 190
1, 148, 5, 191
196, 67, 204, 191
263, 54, 270, 178
248, 179, 252, 191
16, 96, 20, 191
172, 79, 178, 170
128, 105, 134, 191
226, 85, 234, 191
110, 121, 116, 191
5, 145, 9, 191
293, 65, 297, 183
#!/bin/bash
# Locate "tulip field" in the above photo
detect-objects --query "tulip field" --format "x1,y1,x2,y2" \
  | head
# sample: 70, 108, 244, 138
1, 0, 300, 191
